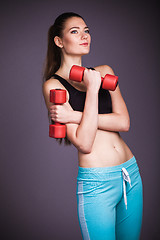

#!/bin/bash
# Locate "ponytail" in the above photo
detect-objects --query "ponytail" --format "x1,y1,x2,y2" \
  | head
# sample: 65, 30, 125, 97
43, 12, 84, 82
42, 12, 84, 145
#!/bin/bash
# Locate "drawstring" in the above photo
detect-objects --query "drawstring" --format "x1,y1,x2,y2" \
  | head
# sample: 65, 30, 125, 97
121, 167, 132, 210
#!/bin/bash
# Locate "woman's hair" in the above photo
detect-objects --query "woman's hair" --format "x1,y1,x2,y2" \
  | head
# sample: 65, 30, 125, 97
43, 12, 84, 145
43, 12, 84, 81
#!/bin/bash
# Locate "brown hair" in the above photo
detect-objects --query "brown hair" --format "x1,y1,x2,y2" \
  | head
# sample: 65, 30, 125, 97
43, 12, 84, 81
43, 12, 84, 145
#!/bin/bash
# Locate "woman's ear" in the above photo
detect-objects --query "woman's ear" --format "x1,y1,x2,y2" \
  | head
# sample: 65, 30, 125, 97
54, 36, 63, 48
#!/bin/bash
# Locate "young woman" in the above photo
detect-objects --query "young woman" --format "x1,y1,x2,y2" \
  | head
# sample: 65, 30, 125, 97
43, 12, 143, 240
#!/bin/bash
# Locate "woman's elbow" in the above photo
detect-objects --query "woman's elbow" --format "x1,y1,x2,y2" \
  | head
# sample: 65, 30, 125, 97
78, 142, 92, 154
67, 130, 92, 154
122, 117, 130, 132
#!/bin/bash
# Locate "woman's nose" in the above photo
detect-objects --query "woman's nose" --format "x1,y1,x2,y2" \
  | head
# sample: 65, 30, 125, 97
81, 32, 88, 39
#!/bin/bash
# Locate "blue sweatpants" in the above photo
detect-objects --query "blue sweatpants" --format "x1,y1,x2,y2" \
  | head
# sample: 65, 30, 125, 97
76, 156, 143, 240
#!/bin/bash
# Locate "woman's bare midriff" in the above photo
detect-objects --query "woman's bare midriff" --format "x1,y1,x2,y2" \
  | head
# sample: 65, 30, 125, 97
78, 130, 133, 168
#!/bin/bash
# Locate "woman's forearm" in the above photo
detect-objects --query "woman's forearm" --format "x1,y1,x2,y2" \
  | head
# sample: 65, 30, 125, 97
98, 113, 130, 132
75, 90, 98, 152
71, 111, 130, 132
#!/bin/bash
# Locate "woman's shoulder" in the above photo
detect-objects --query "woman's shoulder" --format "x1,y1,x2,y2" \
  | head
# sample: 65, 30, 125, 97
43, 77, 63, 89
94, 64, 115, 77
42, 77, 69, 104
42, 77, 69, 95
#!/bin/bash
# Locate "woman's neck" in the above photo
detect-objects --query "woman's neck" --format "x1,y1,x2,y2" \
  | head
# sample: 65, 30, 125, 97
55, 55, 86, 92
56, 55, 82, 80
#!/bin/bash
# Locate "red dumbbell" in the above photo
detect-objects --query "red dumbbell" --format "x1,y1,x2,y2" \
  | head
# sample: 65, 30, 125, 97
49, 89, 66, 138
69, 65, 118, 91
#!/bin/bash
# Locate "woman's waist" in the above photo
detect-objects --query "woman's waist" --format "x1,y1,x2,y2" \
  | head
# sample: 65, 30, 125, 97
78, 131, 133, 167
77, 156, 139, 181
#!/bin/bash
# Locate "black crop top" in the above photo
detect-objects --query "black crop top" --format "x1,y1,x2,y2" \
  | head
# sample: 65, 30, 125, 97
52, 70, 112, 114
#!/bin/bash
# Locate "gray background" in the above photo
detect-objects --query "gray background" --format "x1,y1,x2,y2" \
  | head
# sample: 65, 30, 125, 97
1, 0, 159, 239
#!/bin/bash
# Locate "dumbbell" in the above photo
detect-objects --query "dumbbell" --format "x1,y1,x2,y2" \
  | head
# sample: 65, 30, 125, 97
69, 65, 118, 91
49, 89, 66, 138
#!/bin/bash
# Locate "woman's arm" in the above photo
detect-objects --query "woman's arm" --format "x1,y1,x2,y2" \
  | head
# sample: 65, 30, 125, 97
50, 65, 130, 132
66, 89, 98, 153
97, 86, 130, 132
96, 65, 130, 132
43, 69, 101, 154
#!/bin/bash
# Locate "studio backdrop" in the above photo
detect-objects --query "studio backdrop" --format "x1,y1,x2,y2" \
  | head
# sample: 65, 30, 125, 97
1, 0, 159, 239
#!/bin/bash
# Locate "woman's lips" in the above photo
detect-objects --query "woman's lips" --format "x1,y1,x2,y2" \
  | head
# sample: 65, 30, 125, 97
80, 43, 88, 46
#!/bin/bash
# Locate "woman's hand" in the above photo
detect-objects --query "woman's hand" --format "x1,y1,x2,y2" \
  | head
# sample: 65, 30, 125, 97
49, 102, 73, 123
83, 69, 101, 92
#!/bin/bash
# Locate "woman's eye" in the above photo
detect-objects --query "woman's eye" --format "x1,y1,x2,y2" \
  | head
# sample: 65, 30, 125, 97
71, 30, 78, 34
85, 29, 90, 34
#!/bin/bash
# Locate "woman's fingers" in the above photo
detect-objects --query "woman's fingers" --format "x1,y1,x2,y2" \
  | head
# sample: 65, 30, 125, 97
49, 102, 73, 123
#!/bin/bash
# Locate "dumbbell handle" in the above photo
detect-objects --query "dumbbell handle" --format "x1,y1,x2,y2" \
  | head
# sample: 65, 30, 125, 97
51, 103, 62, 127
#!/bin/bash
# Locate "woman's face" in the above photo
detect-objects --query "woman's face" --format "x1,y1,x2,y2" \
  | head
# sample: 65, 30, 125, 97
60, 17, 91, 56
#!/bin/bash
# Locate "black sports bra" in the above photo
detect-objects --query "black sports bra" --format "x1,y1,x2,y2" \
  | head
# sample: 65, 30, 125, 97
52, 70, 112, 114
